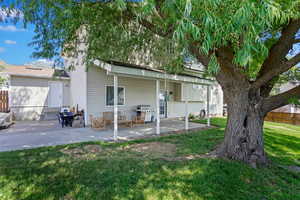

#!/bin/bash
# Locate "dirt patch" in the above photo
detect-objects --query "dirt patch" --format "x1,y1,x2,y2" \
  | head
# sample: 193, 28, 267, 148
83, 145, 103, 153
128, 142, 177, 157
60, 144, 103, 159
127, 142, 218, 161
161, 152, 217, 161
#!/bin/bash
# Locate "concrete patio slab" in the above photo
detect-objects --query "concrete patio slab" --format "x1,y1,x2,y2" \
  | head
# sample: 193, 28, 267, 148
0, 119, 206, 152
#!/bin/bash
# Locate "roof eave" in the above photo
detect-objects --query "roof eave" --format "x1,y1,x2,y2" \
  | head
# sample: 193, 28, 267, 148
93, 60, 214, 85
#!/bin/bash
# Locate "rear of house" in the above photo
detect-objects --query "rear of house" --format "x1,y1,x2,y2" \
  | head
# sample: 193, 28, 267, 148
66, 59, 223, 126
273, 81, 300, 113
0, 61, 70, 120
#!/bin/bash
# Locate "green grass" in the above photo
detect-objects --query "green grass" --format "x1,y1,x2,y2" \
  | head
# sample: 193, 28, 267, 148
0, 118, 299, 200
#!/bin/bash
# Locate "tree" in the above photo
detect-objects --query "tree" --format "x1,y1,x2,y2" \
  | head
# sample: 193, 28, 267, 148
11, 0, 300, 167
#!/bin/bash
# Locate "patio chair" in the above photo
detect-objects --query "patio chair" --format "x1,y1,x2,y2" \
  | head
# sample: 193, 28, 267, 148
73, 109, 85, 128
90, 115, 106, 129
103, 111, 133, 128
103, 112, 113, 125
133, 112, 145, 124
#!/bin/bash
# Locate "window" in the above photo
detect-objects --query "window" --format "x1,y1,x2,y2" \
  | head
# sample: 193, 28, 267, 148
106, 86, 125, 106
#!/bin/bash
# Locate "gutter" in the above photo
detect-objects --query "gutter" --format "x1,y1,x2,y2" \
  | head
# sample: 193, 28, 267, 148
93, 60, 214, 85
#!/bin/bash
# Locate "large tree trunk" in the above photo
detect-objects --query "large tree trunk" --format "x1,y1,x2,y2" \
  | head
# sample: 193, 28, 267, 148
216, 89, 268, 167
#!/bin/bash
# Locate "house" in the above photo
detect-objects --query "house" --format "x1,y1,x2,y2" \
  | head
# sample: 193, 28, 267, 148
0, 61, 70, 120
273, 81, 300, 113
66, 57, 224, 137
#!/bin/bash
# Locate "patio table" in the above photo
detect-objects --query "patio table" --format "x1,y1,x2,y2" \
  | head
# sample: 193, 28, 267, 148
59, 112, 74, 128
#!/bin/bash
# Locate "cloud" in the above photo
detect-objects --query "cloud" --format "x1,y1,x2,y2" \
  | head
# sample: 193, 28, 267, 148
25, 59, 55, 67
0, 8, 23, 21
0, 47, 5, 53
4, 40, 17, 45
0, 25, 26, 32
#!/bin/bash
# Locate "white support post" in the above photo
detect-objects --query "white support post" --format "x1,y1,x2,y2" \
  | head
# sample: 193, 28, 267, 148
184, 84, 189, 130
207, 85, 211, 127
156, 80, 160, 135
113, 75, 118, 140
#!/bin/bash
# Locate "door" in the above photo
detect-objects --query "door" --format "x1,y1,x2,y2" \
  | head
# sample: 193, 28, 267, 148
48, 81, 63, 108
159, 90, 167, 118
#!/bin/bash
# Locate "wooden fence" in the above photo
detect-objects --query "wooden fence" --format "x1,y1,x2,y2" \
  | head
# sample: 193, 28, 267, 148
0, 91, 9, 113
265, 112, 300, 125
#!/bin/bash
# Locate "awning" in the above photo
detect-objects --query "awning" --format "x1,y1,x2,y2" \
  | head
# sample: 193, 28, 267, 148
93, 60, 214, 85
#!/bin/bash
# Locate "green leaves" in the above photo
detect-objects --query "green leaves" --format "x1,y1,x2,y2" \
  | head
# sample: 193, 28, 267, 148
10, 0, 300, 77
207, 53, 220, 75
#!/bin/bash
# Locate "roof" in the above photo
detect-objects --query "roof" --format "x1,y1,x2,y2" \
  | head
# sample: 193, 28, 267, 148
105, 60, 209, 80
94, 60, 214, 85
0, 61, 69, 79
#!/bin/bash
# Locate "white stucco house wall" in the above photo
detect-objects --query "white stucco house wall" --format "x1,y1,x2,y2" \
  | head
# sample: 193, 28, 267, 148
0, 61, 70, 120
65, 57, 224, 126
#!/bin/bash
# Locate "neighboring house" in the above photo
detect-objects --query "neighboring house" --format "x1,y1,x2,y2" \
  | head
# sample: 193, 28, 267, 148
273, 81, 300, 113
0, 61, 70, 120
65, 58, 224, 126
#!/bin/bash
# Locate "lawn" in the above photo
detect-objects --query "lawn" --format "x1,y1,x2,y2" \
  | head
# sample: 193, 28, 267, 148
0, 118, 299, 200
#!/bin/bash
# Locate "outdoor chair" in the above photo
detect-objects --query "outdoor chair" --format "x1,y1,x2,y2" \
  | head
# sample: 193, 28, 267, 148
73, 110, 85, 128
90, 115, 106, 129
133, 112, 145, 124
58, 112, 74, 128
103, 112, 113, 125
103, 111, 133, 128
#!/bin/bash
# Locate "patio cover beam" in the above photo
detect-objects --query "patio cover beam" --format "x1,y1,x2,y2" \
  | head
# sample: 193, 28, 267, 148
114, 75, 118, 140
156, 80, 160, 135
207, 85, 211, 126
184, 84, 189, 130
93, 60, 213, 85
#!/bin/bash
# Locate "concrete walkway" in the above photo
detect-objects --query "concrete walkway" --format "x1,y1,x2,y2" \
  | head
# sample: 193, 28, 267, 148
0, 119, 206, 152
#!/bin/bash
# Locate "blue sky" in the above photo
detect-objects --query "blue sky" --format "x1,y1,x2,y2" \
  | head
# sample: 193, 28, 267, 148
0, 21, 39, 65
0, 0, 43, 65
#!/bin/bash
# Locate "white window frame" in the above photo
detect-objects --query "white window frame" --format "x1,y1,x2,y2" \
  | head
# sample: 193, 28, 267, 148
105, 85, 126, 106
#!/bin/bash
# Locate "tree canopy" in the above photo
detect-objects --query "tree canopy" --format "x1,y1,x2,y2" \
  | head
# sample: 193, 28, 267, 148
10, 0, 299, 76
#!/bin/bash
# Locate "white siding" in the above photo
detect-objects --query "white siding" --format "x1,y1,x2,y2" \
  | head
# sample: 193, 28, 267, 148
167, 102, 206, 118
9, 76, 70, 120
68, 60, 87, 114
85, 66, 223, 124
10, 76, 49, 107
86, 66, 156, 122
164, 82, 223, 117
63, 81, 70, 106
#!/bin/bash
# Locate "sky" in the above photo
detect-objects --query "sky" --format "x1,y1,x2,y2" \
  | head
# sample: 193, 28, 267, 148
0, 1, 53, 66
0, 22, 40, 65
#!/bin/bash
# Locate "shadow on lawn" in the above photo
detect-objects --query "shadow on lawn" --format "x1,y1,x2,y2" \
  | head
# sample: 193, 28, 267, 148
264, 128, 300, 166
0, 147, 298, 200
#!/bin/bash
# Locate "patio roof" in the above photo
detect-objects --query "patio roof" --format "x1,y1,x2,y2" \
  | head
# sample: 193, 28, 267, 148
93, 60, 214, 85
92, 59, 212, 140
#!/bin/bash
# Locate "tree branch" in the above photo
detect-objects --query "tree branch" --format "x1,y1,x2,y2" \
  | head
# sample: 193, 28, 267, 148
286, 53, 300, 67
124, 9, 173, 38
252, 19, 300, 90
252, 52, 300, 90
257, 19, 300, 78
262, 84, 300, 113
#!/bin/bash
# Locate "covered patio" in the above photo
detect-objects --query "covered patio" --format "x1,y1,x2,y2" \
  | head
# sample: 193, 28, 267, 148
92, 60, 214, 141
91, 119, 207, 141
0, 119, 206, 152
